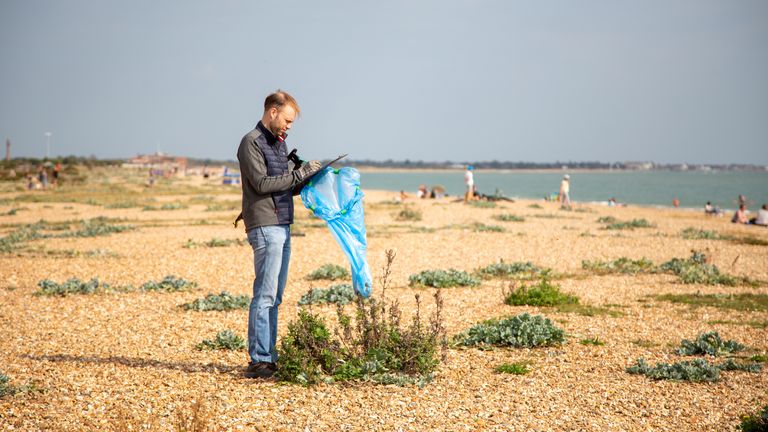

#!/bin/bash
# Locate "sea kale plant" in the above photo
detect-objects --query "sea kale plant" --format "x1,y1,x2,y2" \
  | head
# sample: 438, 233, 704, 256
475, 260, 549, 280
409, 269, 480, 288
582, 257, 655, 275
658, 250, 739, 286
141, 275, 197, 292
456, 313, 566, 348
676, 331, 746, 357
277, 249, 447, 386
182, 292, 250, 311
627, 357, 761, 382
298, 284, 356, 306
306, 264, 350, 281
196, 330, 246, 351
36, 278, 110, 296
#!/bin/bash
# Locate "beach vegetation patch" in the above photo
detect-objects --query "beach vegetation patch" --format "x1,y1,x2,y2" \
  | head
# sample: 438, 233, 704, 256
626, 358, 721, 382
456, 313, 566, 348
680, 227, 724, 240
472, 223, 505, 232
142, 202, 187, 211
580, 337, 605, 346
737, 404, 768, 432
658, 251, 743, 286
409, 269, 480, 288
707, 319, 768, 329
475, 260, 549, 280
182, 238, 246, 248
182, 292, 250, 311
140, 275, 197, 292
495, 362, 530, 375
298, 284, 355, 306
306, 264, 350, 281
552, 303, 625, 317
467, 200, 497, 208
603, 218, 656, 230
36, 278, 111, 296
395, 206, 422, 221
492, 213, 525, 222
676, 331, 745, 356
504, 279, 578, 307
582, 257, 655, 275
748, 354, 767, 363
528, 203, 543, 209
654, 292, 768, 312
632, 339, 659, 348
195, 330, 246, 351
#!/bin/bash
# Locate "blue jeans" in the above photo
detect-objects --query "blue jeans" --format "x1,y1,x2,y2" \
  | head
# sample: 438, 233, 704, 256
247, 225, 291, 363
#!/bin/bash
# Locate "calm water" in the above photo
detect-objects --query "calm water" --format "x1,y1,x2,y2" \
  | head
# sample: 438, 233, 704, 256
358, 170, 768, 210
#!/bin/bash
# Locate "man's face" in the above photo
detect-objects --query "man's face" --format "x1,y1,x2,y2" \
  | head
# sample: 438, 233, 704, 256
266, 105, 297, 139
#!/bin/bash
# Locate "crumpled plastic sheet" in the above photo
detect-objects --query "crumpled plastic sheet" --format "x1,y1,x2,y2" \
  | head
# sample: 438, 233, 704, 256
300, 167, 373, 297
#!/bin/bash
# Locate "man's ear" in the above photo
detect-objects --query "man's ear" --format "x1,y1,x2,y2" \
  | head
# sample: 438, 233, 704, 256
268, 107, 278, 120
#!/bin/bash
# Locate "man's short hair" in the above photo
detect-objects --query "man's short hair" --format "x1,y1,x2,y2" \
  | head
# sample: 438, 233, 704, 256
264, 90, 300, 116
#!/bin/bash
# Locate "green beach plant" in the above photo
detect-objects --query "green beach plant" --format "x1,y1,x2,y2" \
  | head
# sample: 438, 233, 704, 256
472, 223, 505, 232
658, 250, 739, 285
196, 330, 246, 351
36, 278, 110, 296
455, 313, 566, 348
409, 269, 480, 288
395, 206, 422, 221
492, 213, 525, 222
503, 279, 578, 307
580, 337, 605, 346
675, 331, 745, 356
140, 276, 197, 292
475, 260, 548, 279
604, 218, 656, 230
495, 362, 530, 375
680, 227, 723, 240
306, 264, 350, 281
738, 405, 768, 432
182, 292, 250, 311
467, 201, 496, 208
298, 284, 355, 306
581, 257, 655, 275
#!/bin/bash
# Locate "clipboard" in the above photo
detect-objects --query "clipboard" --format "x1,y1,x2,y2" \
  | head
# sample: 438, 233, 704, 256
302, 154, 348, 184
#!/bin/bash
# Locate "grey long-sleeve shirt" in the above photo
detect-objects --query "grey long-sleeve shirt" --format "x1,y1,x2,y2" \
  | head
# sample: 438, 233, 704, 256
237, 122, 309, 231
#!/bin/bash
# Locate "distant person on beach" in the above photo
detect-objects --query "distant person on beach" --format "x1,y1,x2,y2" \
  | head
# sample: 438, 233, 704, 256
37, 166, 48, 189
237, 90, 321, 379
750, 204, 768, 226
53, 163, 61, 186
464, 165, 474, 202
732, 204, 749, 224
705, 201, 714, 214
417, 184, 428, 199
558, 174, 571, 208
672, 197, 680, 208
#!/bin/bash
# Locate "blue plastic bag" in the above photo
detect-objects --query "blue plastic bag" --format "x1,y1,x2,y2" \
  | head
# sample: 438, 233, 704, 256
300, 167, 372, 297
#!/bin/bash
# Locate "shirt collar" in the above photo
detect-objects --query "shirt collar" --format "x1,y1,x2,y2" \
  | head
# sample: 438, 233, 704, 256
257, 121, 286, 144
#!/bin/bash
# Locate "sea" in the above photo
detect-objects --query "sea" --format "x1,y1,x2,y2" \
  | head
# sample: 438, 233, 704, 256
357, 170, 768, 210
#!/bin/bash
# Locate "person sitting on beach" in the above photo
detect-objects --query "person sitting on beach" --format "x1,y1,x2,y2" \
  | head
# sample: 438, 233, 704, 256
417, 184, 428, 199
750, 204, 768, 226
705, 201, 715, 215
732, 204, 749, 224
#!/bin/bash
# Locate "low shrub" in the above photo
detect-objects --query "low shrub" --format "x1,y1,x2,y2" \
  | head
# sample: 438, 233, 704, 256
395, 206, 422, 221
604, 218, 656, 230
738, 405, 768, 432
658, 250, 738, 286
495, 362, 530, 375
62, 217, 134, 238
749, 354, 768, 363
467, 201, 496, 208
409, 269, 480, 288
182, 292, 250, 311
475, 260, 548, 279
680, 227, 723, 240
306, 264, 350, 281
455, 313, 566, 348
196, 330, 246, 351
676, 331, 745, 356
298, 284, 355, 305
472, 223, 505, 232
492, 214, 525, 222
141, 276, 197, 292
0, 222, 47, 253
36, 278, 109, 296
627, 358, 761, 382
626, 358, 720, 382
183, 238, 246, 248
504, 279, 578, 307
580, 337, 605, 346
582, 257, 655, 275
277, 250, 446, 386
596, 216, 617, 224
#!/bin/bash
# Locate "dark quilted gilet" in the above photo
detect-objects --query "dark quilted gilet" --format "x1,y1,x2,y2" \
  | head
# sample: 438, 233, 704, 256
258, 139, 293, 224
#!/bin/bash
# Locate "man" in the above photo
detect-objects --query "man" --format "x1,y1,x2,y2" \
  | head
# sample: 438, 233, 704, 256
464, 165, 474, 202
559, 174, 571, 208
237, 90, 321, 379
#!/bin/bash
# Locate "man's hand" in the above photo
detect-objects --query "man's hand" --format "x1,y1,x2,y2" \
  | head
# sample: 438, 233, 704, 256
299, 160, 322, 178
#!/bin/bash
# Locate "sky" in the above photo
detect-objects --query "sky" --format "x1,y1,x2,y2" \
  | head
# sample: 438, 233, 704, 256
1, 0, 767, 165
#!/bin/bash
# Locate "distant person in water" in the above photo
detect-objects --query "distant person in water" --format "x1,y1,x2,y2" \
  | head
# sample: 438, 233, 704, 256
732, 204, 749, 224
464, 165, 474, 202
559, 174, 571, 208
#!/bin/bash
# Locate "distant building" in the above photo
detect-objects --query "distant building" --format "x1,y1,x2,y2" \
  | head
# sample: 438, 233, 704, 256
123, 152, 188, 173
